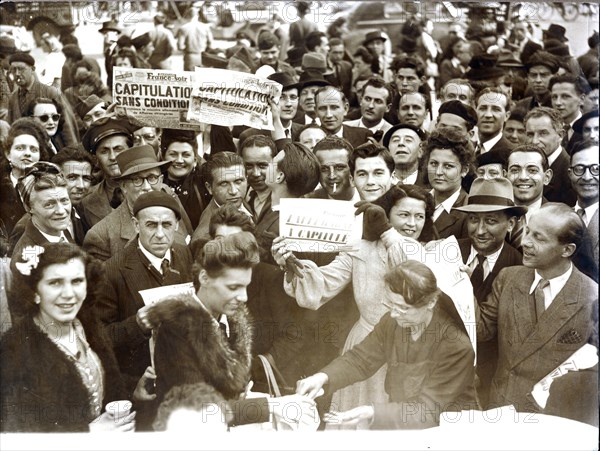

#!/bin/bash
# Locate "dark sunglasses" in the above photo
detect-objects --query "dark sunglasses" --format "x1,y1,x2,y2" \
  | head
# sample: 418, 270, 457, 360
35, 113, 61, 123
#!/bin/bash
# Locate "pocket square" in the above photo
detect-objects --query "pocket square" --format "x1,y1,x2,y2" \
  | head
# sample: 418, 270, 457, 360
557, 328, 583, 344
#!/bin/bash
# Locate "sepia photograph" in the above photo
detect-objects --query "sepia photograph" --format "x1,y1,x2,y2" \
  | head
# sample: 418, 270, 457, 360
0, 1, 598, 449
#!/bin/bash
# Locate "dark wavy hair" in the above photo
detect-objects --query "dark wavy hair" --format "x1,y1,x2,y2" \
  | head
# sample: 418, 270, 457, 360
3, 118, 51, 162
12, 242, 104, 317
208, 204, 255, 239
422, 129, 475, 170
193, 232, 259, 290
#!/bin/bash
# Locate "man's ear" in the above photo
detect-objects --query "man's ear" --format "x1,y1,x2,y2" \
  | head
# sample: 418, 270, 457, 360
543, 168, 554, 186
133, 216, 140, 234
205, 181, 213, 195
506, 216, 517, 233
562, 243, 577, 259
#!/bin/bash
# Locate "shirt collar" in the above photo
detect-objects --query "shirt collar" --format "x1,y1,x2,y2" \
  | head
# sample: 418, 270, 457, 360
529, 263, 573, 297
359, 118, 386, 133
334, 127, 344, 138
569, 111, 582, 128
400, 170, 419, 185
482, 132, 503, 152
138, 240, 172, 274
432, 187, 462, 214
305, 114, 321, 125
467, 242, 504, 270
547, 145, 563, 167
524, 197, 543, 223
192, 293, 230, 337
574, 201, 599, 227
37, 228, 69, 243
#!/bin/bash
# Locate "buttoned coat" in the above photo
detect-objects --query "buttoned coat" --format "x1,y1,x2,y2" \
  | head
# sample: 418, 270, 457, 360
478, 265, 598, 425
95, 239, 193, 393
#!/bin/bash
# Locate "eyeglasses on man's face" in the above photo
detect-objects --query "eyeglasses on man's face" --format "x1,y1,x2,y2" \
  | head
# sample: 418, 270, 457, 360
126, 173, 162, 187
569, 164, 599, 177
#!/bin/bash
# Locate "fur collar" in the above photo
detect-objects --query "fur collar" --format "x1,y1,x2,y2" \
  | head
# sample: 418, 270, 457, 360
148, 294, 253, 400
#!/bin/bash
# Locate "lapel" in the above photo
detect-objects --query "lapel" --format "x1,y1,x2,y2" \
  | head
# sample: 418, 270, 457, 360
586, 209, 599, 249
254, 193, 272, 225
24, 220, 49, 246
117, 202, 136, 242
510, 269, 584, 368
434, 190, 467, 234
457, 238, 471, 264
121, 243, 161, 309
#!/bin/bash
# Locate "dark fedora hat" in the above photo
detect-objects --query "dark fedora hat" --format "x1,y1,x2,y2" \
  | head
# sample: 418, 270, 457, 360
115, 145, 170, 180
268, 72, 300, 91
286, 46, 306, 67
465, 54, 505, 81
572, 109, 599, 135
298, 69, 331, 90
382, 123, 426, 149
543, 24, 568, 42
454, 178, 527, 216
82, 117, 133, 153
496, 49, 524, 69
363, 31, 387, 46
98, 20, 122, 34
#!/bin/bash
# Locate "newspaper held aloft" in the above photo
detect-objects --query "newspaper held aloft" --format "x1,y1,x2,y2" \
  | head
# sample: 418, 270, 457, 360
113, 67, 199, 130
187, 68, 282, 130
279, 198, 364, 253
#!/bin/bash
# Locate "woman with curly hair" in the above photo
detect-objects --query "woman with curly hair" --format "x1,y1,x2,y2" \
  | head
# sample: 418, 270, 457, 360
422, 129, 475, 239
1, 242, 135, 432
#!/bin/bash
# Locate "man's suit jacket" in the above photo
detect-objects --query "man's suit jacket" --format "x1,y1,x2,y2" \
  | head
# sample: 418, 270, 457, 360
544, 149, 577, 207
573, 208, 599, 283
458, 239, 522, 304
482, 135, 514, 154
83, 200, 190, 262
340, 124, 373, 149
0, 172, 25, 241
95, 240, 193, 392
478, 265, 598, 425
78, 181, 115, 229
434, 189, 469, 240
514, 92, 552, 114
437, 59, 466, 91
237, 122, 302, 145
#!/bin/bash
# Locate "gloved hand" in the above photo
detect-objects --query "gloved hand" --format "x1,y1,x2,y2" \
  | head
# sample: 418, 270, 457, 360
355, 201, 392, 241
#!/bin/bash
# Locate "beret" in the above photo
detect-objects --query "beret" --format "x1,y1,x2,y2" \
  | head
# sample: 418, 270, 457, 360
476, 146, 510, 169
438, 100, 478, 128
383, 123, 427, 148
9, 51, 35, 67
132, 190, 181, 219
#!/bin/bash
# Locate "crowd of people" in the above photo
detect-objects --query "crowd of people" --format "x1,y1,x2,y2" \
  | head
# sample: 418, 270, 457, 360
0, 0, 598, 434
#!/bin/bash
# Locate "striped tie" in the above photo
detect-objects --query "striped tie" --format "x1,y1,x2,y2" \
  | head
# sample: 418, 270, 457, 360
509, 215, 526, 249
534, 279, 550, 320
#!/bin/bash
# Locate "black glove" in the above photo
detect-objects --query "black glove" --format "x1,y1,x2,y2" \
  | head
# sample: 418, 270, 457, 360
354, 201, 392, 241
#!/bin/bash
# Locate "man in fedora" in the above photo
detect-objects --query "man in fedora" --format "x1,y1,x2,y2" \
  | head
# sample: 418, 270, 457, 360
515, 51, 560, 114
363, 31, 392, 83
543, 24, 569, 44
83, 144, 192, 261
296, 70, 331, 125
455, 177, 525, 406
79, 117, 134, 228
570, 109, 598, 149
477, 202, 598, 425
96, 190, 193, 428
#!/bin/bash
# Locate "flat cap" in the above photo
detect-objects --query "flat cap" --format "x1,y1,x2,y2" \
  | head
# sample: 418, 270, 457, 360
9, 51, 35, 67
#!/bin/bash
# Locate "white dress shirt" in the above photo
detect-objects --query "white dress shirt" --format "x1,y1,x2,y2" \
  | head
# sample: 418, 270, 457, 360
431, 188, 462, 222
529, 263, 573, 309
467, 243, 504, 280
574, 201, 599, 227
139, 240, 172, 274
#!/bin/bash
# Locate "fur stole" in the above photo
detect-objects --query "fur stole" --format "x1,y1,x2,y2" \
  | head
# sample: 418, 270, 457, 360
148, 294, 253, 401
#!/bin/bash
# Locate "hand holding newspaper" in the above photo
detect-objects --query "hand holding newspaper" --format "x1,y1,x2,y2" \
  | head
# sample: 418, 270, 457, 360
531, 343, 599, 409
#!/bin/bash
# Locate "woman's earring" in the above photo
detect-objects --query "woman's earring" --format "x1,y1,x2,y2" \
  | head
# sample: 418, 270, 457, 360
34, 294, 41, 304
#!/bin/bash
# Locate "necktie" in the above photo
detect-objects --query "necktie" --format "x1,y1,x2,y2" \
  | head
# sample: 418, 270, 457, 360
534, 278, 550, 320
59, 236, 67, 243
285, 128, 290, 138
248, 190, 258, 219
470, 253, 487, 288
475, 142, 484, 156
218, 321, 227, 337
110, 187, 124, 208
18, 87, 28, 115
160, 258, 170, 276
509, 215, 526, 249
576, 207, 586, 224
